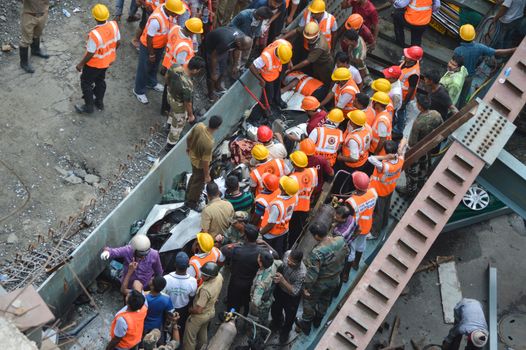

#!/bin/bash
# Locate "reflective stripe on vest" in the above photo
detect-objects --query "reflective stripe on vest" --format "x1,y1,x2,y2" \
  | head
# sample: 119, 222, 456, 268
145, 0, 164, 11
370, 156, 404, 196
303, 11, 335, 48
345, 188, 378, 235
313, 126, 343, 166
342, 125, 371, 168
297, 75, 324, 96
257, 190, 280, 228
189, 247, 220, 286
259, 39, 291, 82
370, 111, 392, 155
86, 21, 119, 69
140, 6, 171, 49
400, 61, 420, 101
269, 195, 297, 235
335, 80, 359, 114
110, 305, 147, 349
290, 168, 318, 211
162, 25, 194, 68
404, 0, 433, 26
251, 159, 287, 196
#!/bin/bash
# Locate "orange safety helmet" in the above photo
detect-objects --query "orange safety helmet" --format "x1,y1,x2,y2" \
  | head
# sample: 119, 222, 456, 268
299, 138, 316, 156
262, 172, 280, 192
345, 14, 364, 30
301, 96, 321, 111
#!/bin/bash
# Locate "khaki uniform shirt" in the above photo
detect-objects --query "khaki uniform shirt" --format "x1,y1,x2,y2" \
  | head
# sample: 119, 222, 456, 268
307, 35, 334, 86
187, 123, 214, 168
194, 273, 224, 314
23, 0, 49, 14
201, 198, 235, 238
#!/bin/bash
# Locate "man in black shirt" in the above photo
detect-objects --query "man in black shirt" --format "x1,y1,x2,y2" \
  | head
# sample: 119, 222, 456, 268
203, 26, 252, 100
422, 69, 458, 121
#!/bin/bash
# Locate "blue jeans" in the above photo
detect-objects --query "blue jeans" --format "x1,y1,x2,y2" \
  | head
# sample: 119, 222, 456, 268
115, 0, 138, 17
393, 106, 407, 136
134, 44, 165, 95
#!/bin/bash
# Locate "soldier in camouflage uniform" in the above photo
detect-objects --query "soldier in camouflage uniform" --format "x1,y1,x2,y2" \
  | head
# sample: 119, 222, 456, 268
295, 222, 349, 335
249, 250, 282, 326
216, 211, 249, 246
165, 57, 206, 149
398, 94, 443, 198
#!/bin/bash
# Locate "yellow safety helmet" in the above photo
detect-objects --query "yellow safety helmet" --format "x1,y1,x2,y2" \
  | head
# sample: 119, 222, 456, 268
331, 67, 351, 81
251, 144, 269, 161
185, 17, 204, 34
279, 176, 300, 196
371, 78, 391, 93
347, 110, 366, 126
327, 108, 344, 123
303, 22, 320, 40
308, 0, 326, 13
92, 4, 110, 22
371, 91, 390, 106
165, 0, 186, 15
196, 232, 214, 253
459, 24, 476, 42
277, 43, 293, 64
290, 151, 308, 168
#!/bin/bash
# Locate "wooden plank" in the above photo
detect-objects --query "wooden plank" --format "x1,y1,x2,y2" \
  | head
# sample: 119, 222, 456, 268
438, 261, 463, 323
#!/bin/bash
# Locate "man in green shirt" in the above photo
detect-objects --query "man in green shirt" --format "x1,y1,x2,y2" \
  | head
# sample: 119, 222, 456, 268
439, 55, 468, 106
166, 56, 206, 148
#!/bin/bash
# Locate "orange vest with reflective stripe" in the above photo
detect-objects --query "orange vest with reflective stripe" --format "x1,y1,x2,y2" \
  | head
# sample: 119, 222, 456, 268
162, 25, 194, 69
110, 305, 147, 349
302, 11, 336, 49
364, 105, 376, 126
404, 0, 433, 26
145, 0, 165, 11
189, 247, 221, 286
370, 156, 404, 197
345, 188, 378, 235
370, 111, 392, 155
140, 6, 171, 49
256, 190, 280, 229
386, 101, 395, 117
290, 168, 318, 211
250, 159, 288, 196
269, 194, 298, 235
287, 71, 324, 96
341, 125, 371, 168
259, 39, 292, 82
400, 61, 420, 101
312, 125, 343, 166
334, 79, 359, 115
86, 21, 119, 69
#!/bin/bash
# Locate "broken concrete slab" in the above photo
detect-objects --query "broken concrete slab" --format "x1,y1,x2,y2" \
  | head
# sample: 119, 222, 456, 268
64, 174, 83, 184
84, 174, 100, 184
6, 233, 18, 244
54, 166, 69, 177
438, 261, 463, 324
0, 317, 38, 350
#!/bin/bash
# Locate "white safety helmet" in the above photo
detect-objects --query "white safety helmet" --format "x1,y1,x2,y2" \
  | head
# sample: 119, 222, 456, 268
470, 330, 488, 347
131, 234, 151, 256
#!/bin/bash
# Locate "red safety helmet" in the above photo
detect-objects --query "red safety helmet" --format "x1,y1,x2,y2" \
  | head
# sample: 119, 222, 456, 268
257, 125, 273, 143
352, 171, 370, 191
382, 65, 402, 79
262, 172, 279, 192
403, 46, 423, 61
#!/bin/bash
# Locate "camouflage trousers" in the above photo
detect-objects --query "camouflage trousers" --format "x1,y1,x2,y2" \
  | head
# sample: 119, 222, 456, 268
301, 278, 340, 322
405, 156, 432, 198
249, 302, 272, 327
166, 94, 188, 146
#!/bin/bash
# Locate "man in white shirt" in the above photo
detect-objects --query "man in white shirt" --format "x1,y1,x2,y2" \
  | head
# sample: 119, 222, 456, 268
382, 65, 403, 112
335, 51, 363, 89
163, 252, 197, 337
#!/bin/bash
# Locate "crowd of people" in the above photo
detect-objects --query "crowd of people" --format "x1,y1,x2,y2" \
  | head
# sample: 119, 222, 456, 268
17, 0, 522, 349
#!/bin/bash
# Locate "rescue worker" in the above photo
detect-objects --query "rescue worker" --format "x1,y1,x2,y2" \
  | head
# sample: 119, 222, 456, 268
354, 92, 374, 125
393, 45, 423, 137
286, 22, 334, 86
19, 0, 50, 73
281, 71, 328, 102
300, 138, 334, 197
334, 51, 364, 89
382, 65, 403, 114
340, 29, 370, 84
200, 182, 235, 239
249, 144, 291, 196
371, 78, 394, 118
392, 0, 440, 46
300, 96, 328, 136
250, 250, 280, 326
133, 0, 187, 104
107, 287, 147, 350
338, 110, 373, 176
101, 235, 163, 291
188, 232, 225, 287
368, 141, 404, 238
442, 298, 489, 350
260, 176, 299, 257
369, 91, 392, 155
249, 39, 293, 110
320, 68, 360, 116
216, 211, 249, 246
344, 171, 377, 269
295, 222, 349, 335
182, 262, 223, 350
160, 17, 204, 116
165, 56, 206, 148
340, 13, 375, 47
308, 108, 344, 167
257, 126, 288, 160
252, 173, 280, 228
288, 151, 318, 249
75, 4, 120, 114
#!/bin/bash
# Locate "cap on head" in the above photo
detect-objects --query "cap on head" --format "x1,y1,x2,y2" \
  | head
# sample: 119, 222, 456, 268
257, 125, 273, 143
196, 232, 214, 253
470, 330, 488, 347
331, 67, 351, 81
371, 91, 390, 106
459, 24, 476, 42
327, 108, 345, 123
277, 43, 293, 64
185, 17, 204, 34
262, 173, 280, 192
251, 144, 269, 161
131, 234, 151, 255
345, 14, 363, 30
231, 211, 249, 224
299, 138, 316, 156
371, 78, 391, 93
303, 22, 320, 40
301, 96, 320, 111
382, 65, 402, 79
403, 46, 424, 61
352, 171, 370, 191
165, 0, 186, 14
308, 0, 326, 13
92, 4, 110, 21
279, 176, 300, 196
175, 251, 190, 269
200, 262, 220, 278
347, 110, 366, 126
290, 151, 308, 168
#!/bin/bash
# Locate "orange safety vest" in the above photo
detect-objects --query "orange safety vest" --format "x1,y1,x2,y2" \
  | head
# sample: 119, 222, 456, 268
345, 188, 378, 235
302, 11, 336, 49
312, 125, 343, 167
86, 21, 119, 69
189, 247, 221, 286
110, 305, 148, 349
341, 124, 371, 168
287, 71, 324, 96
145, 0, 165, 11
369, 111, 392, 155
140, 5, 172, 49
256, 190, 280, 229
250, 158, 288, 196
162, 25, 194, 69
364, 105, 376, 126
370, 155, 405, 197
290, 168, 318, 212
404, 0, 433, 26
259, 39, 292, 82
268, 194, 298, 236
334, 79, 360, 115
386, 101, 395, 117
400, 61, 420, 101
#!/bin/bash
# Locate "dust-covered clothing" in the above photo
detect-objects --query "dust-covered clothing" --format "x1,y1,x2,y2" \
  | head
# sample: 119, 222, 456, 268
20, 0, 49, 47
250, 260, 282, 325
